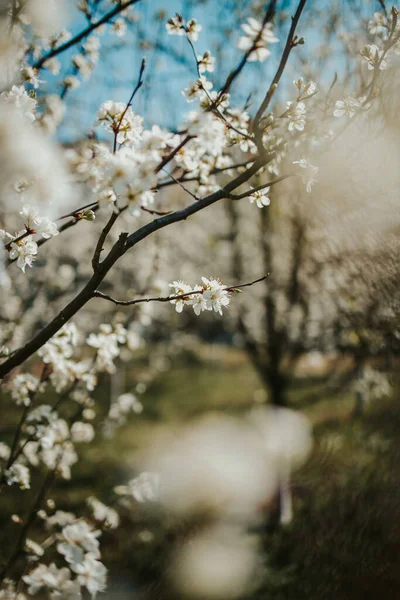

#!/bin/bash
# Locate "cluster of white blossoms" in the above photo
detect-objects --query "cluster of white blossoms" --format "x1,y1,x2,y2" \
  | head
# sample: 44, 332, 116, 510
0, 204, 59, 271
95, 101, 144, 146
1, 85, 37, 122
293, 77, 317, 100
8, 373, 43, 406
286, 101, 307, 132
169, 277, 231, 316
22, 519, 107, 598
166, 14, 202, 41
4, 463, 31, 490
86, 323, 127, 373
108, 392, 143, 425
38, 323, 96, 392
354, 365, 392, 403
237, 17, 279, 62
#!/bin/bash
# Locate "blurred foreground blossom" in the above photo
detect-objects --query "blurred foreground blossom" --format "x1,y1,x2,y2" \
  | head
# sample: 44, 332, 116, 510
248, 406, 313, 524
171, 523, 260, 599
140, 413, 279, 520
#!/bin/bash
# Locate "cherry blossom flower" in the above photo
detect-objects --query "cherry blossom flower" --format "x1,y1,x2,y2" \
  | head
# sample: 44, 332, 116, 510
360, 44, 388, 70
368, 12, 388, 38
286, 101, 307, 131
293, 158, 319, 192
86, 323, 127, 373
1, 85, 36, 121
237, 18, 278, 62
4, 464, 30, 490
197, 51, 216, 73
201, 277, 230, 315
182, 77, 213, 102
333, 95, 363, 118
169, 280, 193, 313
114, 471, 160, 502
9, 235, 38, 272
248, 188, 271, 208
186, 18, 202, 41
8, 373, 43, 406
166, 14, 185, 36
87, 497, 120, 529
95, 101, 144, 146
57, 520, 101, 567
23, 563, 79, 597
71, 554, 107, 597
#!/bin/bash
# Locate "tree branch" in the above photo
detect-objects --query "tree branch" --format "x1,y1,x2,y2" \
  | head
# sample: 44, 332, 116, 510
0, 157, 268, 379
92, 274, 269, 306
253, 0, 308, 137
33, 0, 143, 70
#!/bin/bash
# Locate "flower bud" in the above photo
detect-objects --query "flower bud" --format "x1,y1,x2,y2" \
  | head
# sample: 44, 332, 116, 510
81, 209, 96, 221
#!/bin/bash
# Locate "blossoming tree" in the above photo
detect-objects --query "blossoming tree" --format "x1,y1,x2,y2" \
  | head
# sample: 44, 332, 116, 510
0, 0, 399, 598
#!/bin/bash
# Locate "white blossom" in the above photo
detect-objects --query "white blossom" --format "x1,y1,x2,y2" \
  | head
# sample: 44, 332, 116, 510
23, 563, 79, 597
333, 95, 362, 118
166, 14, 185, 36
368, 12, 388, 38
57, 520, 101, 567
1, 85, 36, 122
5, 464, 30, 490
71, 554, 107, 597
248, 188, 271, 208
114, 471, 160, 503
95, 101, 144, 146
361, 44, 388, 70
237, 17, 278, 62
286, 101, 306, 132
8, 373, 42, 406
87, 497, 119, 529
293, 157, 318, 192
197, 51, 216, 73
8, 235, 38, 273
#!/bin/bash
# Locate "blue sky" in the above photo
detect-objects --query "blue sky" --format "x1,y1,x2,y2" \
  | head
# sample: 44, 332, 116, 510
46, 0, 376, 141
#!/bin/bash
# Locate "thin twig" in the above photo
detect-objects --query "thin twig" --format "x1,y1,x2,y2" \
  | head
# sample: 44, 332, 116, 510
231, 174, 293, 200
92, 274, 269, 306
0, 470, 56, 582
113, 58, 146, 153
0, 157, 268, 379
161, 168, 199, 201
155, 135, 194, 173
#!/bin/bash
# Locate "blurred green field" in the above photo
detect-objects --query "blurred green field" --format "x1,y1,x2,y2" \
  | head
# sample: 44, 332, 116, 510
1, 346, 399, 599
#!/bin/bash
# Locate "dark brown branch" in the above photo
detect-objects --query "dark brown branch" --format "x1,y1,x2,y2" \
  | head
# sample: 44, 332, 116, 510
0, 157, 268, 379
253, 0, 308, 135
0, 470, 55, 582
92, 210, 121, 271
